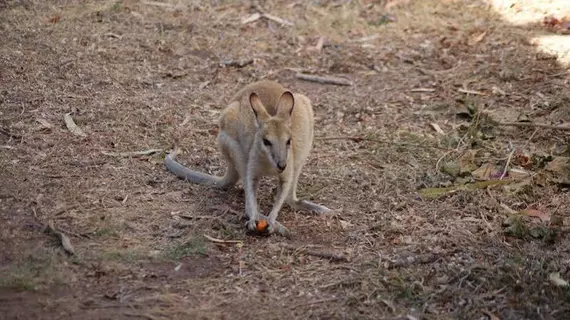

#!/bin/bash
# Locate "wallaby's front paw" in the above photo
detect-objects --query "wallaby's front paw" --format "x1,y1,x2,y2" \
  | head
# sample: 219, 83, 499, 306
266, 217, 279, 234
246, 219, 258, 231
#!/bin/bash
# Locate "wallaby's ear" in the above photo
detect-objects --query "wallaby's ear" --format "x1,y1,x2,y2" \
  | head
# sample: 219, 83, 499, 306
249, 92, 270, 125
276, 91, 294, 121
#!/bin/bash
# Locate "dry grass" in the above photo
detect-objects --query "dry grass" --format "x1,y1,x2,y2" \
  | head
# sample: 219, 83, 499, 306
1, 0, 570, 319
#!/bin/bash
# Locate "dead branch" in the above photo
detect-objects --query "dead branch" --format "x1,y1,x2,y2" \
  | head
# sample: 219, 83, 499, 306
262, 13, 293, 26
410, 88, 436, 93
458, 88, 486, 95
203, 234, 243, 244
499, 121, 570, 131
279, 243, 349, 262
296, 73, 353, 86
102, 148, 163, 158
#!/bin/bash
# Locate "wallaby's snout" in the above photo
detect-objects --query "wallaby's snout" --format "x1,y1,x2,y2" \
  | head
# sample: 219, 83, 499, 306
277, 161, 287, 172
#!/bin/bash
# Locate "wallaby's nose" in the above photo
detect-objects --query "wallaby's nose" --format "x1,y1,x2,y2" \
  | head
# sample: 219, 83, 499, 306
277, 162, 287, 172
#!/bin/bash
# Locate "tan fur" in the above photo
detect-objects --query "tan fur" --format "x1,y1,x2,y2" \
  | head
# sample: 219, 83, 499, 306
164, 80, 331, 234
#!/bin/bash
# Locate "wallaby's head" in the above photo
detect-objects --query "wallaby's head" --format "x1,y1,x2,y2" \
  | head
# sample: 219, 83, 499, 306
249, 91, 294, 172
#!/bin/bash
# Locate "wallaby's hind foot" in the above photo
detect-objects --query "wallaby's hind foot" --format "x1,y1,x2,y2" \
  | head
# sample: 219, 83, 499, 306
290, 200, 332, 214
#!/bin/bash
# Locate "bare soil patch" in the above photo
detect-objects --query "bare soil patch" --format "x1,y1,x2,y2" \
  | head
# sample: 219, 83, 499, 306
1, 0, 570, 319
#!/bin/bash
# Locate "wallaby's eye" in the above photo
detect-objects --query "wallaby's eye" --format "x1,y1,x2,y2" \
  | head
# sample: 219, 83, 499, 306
286, 139, 291, 146
263, 138, 272, 146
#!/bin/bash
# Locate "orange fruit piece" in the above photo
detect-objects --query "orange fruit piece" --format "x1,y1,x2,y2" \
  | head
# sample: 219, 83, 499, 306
256, 219, 268, 232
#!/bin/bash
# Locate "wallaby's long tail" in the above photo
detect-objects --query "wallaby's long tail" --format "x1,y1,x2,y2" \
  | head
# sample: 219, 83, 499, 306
164, 150, 224, 186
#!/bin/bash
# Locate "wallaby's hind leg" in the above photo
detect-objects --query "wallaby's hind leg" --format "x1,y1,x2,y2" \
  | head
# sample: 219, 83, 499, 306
286, 166, 331, 214
216, 132, 242, 190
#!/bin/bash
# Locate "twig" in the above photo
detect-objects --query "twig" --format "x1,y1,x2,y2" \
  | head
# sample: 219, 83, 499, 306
315, 136, 455, 151
203, 234, 243, 244
104, 32, 122, 39
410, 88, 436, 93
296, 73, 353, 86
102, 148, 163, 157
141, 1, 181, 9
429, 123, 445, 135
241, 12, 293, 26
435, 150, 453, 172
458, 88, 487, 95
262, 13, 293, 26
241, 13, 262, 24
498, 121, 570, 131
279, 243, 349, 262
500, 149, 515, 180
220, 59, 254, 68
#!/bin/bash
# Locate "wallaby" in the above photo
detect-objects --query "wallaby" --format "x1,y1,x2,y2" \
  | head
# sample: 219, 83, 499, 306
165, 80, 331, 235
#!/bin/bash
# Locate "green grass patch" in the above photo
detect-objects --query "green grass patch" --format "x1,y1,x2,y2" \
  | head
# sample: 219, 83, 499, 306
0, 248, 65, 291
164, 237, 208, 260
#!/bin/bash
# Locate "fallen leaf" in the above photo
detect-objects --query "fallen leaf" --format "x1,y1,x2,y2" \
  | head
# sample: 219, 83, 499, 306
385, 0, 410, 10
63, 113, 86, 137
549, 272, 569, 287
503, 178, 532, 195
339, 220, 354, 230
60, 233, 75, 255
508, 168, 530, 180
521, 208, 550, 223
513, 150, 532, 168
241, 13, 261, 24
48, 15, 61, 24
472, 163, 502, 181
458, 149, 480, 174
546, 156, 570, 174
545, 156, 570, 185
430, 123, 445, 135
44, 222, 75, 255
468, 31, 487, 46
491, 86, 506, 95
36, 119, 54, 131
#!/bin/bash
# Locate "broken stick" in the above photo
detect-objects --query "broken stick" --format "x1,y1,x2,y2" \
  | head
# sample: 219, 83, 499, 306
101, 148, 163, 158
296, 73, 353, 86
203, 234, 243, 244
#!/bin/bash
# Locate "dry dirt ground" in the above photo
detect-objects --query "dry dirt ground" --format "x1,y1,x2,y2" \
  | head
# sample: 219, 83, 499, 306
2, 0, 570, 319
